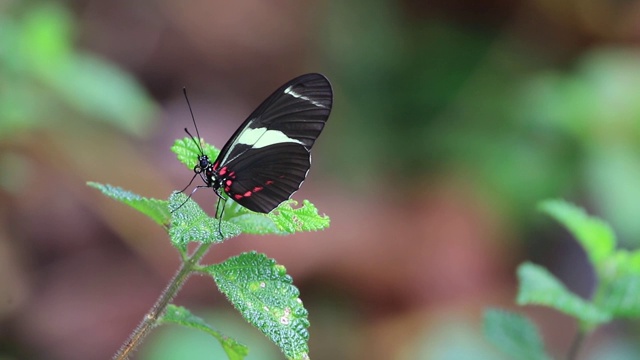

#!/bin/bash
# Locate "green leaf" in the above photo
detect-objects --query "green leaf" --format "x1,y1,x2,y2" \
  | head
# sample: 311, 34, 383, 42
168, 192, 240, 247
538, 200, 640, 320
267, 200, 330, 234
223, 199, 330, 236
517, 262, 610, 326
21, 3, 73, 71
590, 242, 640, 318
604, 250, 640, 277
54, 54, 156, 136
483, 309, 550, 360
539, 199, 615, 269
172, 137, 219, 170
226, 208, 284, 235
205, 252, 310, 360
598, 273, 640, 317
159, 304, 248, 360
22, 4, 156, 136
87, 182, 169, 227
584, 144, 640, 248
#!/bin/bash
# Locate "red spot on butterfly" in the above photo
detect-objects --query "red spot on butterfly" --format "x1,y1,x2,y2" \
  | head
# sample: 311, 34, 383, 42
253, 186, 263, 192
243, 191, 252, 197
226, 180, 232, 186
224, 186, 230, 192
266, 180, 275, 185
229, 171, 235, 178
234, 194, 243, 200
213, 162, 219, 171
219, 167, 227, 176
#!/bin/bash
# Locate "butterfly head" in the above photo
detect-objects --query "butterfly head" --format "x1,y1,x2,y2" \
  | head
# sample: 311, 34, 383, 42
194, 154, 210, 173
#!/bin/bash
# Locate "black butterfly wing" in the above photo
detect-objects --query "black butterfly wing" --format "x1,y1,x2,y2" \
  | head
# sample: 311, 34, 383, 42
223, 143, 312, 213
214, 73, 333, 168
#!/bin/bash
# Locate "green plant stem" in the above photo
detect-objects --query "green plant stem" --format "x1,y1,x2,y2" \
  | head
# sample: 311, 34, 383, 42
113, 243, 213, 360
567, 330, 585, 360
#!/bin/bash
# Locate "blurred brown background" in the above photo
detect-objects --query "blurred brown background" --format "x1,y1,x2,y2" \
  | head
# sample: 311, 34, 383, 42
2, 0, 640, 359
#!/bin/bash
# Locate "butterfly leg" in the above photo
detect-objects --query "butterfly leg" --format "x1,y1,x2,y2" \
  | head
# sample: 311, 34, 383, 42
177, 172, 199, 194
213, 192, 227, 240
171, 184, 208, 213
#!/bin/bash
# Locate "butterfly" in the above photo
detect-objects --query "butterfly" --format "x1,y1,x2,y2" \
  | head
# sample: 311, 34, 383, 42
181, 73, 333, 225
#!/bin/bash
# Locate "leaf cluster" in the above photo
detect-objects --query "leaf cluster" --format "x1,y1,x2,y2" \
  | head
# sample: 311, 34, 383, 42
89, 138, 330, 360
484, 199, 640, 359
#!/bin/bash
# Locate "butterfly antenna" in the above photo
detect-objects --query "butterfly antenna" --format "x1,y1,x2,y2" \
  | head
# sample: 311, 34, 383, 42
182, 87, 204, 155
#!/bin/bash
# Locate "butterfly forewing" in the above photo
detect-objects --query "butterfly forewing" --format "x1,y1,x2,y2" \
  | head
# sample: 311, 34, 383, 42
214, 73, 332, 168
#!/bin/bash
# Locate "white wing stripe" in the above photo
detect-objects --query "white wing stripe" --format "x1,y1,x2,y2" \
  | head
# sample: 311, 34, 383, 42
284, 86, 327, 108
236, 127, 303, 148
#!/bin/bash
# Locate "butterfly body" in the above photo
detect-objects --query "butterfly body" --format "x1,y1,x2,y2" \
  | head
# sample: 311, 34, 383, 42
190, 73, 333, 214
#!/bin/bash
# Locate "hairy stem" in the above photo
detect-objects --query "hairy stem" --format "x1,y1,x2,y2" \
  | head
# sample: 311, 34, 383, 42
113, 243, 213, 360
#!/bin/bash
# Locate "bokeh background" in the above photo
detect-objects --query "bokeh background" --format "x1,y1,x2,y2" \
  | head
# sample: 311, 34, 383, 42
2, 0, 640, 359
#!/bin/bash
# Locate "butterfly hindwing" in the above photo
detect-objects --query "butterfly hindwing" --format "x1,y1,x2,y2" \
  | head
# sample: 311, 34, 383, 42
223, 143, 311, 213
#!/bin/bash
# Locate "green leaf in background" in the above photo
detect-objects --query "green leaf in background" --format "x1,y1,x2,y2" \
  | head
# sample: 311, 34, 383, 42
205, 252, 310, 360
483, 309, 550, 360
53, 54, 156, 136
159, 304, 248, 360
538, 199, 640, 319
0, 6, 61, 134
267, 200, 330, 234
21, 3, 73, 70
597, 249, 640, 318
599, 274, 640, 317
87, 182, 169, 228
168, 192, 240, 247
539, 199, 615, 269
525, 49, 640, 247
172, 137, 219, 170
607, 250, 640, 276
517, 262, 610, 327
10, 3, 157, 136
584, 144, 640, 248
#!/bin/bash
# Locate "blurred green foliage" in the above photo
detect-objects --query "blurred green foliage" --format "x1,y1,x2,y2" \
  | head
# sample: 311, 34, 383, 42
486, 200, 640, 358
484, 309, 549, 360
0, 1, 158, 206
3, 0, 640, 358
0, 2, 156, 136
325, 0, 640, 245
525, 50, 640, 245
159, 305, 249, 360
325, 0, 569, 221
